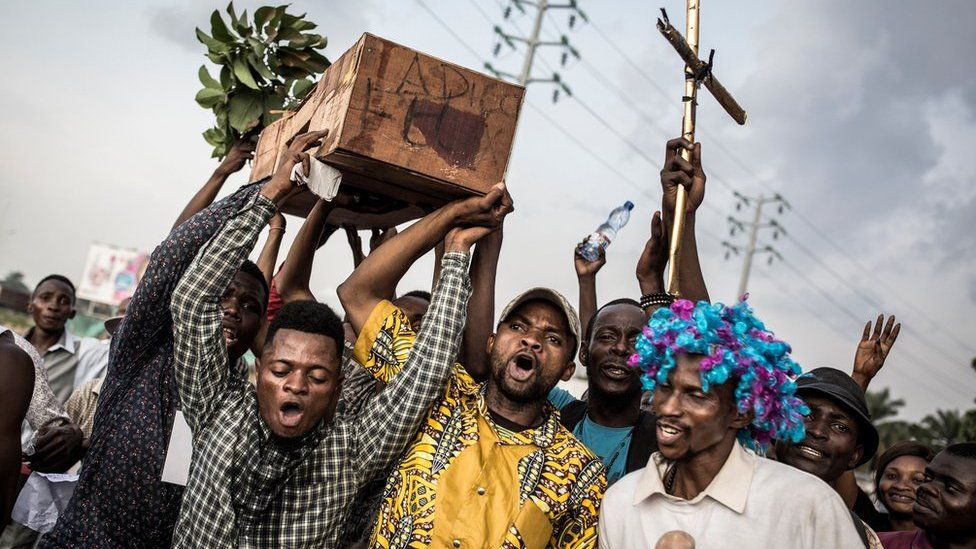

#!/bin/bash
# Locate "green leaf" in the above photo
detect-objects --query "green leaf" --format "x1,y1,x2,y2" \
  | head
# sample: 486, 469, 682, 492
264, 6, 288, 40
226, 2, 238, 25
198, 65, 222, 90
277, 26, 303, 42
291, 78, 315, 99
219, 66, 232, 89
195, 87, 227, 108
247, 53, 276, 81
232, 57, 260, 90
203, 126, 226, 147
209, 9, 236, 43
254, 6, 275, 30
246, 36, 266, 57
195, 28, 229, 53
228, 90, 264, 132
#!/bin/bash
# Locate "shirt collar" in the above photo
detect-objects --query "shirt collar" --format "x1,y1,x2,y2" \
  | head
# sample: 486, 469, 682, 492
633, 441, 755, 513
24, 327, 77, 355
476, 384, 560, 448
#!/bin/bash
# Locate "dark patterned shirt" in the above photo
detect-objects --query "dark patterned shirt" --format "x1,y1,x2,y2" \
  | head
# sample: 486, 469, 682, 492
40, 184, 262, 548
169, 192, 471, 548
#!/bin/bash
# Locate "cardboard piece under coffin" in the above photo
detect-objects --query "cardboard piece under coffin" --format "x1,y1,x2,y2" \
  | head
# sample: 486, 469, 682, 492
250, 33, 525, 225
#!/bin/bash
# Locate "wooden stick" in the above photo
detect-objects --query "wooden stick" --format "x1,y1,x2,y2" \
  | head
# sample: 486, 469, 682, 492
665, 0, 701, 297
657, 17, 747, 125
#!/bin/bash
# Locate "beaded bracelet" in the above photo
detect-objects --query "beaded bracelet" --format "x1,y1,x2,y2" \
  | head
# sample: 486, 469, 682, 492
640, 291, 675, 310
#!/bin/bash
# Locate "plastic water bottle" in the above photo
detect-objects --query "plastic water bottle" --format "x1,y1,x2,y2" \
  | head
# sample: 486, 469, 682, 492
580, 201, 635, 262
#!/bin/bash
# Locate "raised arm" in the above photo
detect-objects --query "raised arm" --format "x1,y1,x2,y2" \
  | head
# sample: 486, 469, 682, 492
660, 138, 709, 303
851, 314, 900, 392
461, 226, 503, 382
352, 219, 505, 479
338, 183, 513, 335
276, 199, 339, 303
172, 130, 326, 431
635, 211, 670, 314
574, 238, 606, 337
255, 213, 287, 288
170, 139, 256, 232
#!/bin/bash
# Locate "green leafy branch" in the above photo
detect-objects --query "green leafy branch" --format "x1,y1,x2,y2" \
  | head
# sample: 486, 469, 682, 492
195, 3, 329, 158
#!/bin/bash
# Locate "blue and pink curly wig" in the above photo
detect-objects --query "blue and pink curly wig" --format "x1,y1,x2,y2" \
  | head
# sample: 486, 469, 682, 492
631, 298, 808, 450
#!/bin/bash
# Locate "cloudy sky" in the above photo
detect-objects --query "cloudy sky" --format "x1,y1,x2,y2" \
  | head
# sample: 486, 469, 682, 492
1, 1, 973, 419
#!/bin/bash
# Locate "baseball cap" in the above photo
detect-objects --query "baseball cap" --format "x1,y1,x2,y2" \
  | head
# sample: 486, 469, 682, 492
796, 367, 879, 467
498, 287, 581, 354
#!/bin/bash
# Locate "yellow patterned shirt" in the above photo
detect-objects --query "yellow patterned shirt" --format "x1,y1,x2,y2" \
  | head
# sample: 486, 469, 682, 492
353, 300, 606, 549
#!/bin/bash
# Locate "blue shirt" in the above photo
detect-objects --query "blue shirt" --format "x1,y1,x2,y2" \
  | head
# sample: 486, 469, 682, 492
548, 387, 634, 485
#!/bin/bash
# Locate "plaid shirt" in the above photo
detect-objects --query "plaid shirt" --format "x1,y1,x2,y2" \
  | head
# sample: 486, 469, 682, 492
169, 192, 471, 548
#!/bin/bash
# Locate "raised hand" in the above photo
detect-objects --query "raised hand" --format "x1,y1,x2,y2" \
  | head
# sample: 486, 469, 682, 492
262, 130, 329, 204
574, 240, 606, 279
661, 138, 706, 216
636, 211, 668, 295
344, 224, 365, 267
852, 314, 901, 391
445, 183, 514, 252
215, 138, 256, 177
370, 227, 398, 253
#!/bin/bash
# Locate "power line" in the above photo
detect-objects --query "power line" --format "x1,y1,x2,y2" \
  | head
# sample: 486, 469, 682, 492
414, 0, 656, 205
774, 258, 973, 402
752, 268, 960, 405
583, 6, 975, 356
783, 231, 969, 367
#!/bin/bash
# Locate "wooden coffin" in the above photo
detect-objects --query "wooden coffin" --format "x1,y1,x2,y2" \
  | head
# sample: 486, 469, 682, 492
250, 33, 524, 226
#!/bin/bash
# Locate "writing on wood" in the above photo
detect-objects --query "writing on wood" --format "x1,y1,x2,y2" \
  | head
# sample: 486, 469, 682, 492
250, 33, 524, 218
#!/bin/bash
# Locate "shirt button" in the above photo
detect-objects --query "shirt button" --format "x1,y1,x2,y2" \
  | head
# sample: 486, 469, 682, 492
477, 487, 486, 495
453, 540, 461, 547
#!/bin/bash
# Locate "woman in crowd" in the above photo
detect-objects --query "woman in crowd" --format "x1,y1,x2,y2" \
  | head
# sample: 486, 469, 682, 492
875, 441, 936, 532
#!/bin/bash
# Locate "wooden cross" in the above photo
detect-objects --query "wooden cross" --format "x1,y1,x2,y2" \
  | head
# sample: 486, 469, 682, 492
657, 2, 747, 296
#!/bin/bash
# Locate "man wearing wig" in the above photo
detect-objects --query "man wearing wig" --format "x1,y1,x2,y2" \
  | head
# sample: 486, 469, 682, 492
598, 298, 866, 548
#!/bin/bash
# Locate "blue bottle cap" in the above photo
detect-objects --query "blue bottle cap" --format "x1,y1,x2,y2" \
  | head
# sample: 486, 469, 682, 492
624, 201, 635, 210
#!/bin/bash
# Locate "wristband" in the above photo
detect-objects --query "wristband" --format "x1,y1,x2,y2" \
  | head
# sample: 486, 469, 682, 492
640, 291, 674, 310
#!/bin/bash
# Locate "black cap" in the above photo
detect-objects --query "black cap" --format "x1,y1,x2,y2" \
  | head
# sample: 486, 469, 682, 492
796, 367, 879, 467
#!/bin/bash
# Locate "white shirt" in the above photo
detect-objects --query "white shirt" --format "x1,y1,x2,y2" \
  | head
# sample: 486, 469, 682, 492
598, 442, 865, 549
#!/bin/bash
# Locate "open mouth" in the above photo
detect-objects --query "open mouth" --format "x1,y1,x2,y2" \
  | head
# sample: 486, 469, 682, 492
795, 444, 826, 460
507, 352, 538, 383
279, 401, 304, 428
601, 363, 633, 381
222, 327, 239, 347
656, 421, 685, 445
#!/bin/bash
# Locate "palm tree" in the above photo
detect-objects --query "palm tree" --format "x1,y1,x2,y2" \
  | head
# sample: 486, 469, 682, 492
867, 388, 904, 422
865, 389, 913, 467
912, 409, 976, 448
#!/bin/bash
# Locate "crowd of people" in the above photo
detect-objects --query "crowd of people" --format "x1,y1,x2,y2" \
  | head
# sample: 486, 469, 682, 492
1, 130, 973, 549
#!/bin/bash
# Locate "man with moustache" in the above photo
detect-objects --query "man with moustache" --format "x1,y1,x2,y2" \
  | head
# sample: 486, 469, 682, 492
168, 131, 510, 548
878, 443, 976, 549
552, 137, 712, 486
339, 193, 604, 548
598, 299, 865, 548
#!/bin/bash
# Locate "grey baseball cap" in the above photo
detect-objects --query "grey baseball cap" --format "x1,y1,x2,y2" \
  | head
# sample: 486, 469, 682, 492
498, 287, 581, 354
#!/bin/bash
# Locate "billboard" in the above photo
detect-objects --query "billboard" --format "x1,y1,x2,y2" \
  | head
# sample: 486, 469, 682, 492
76, 243, 149, 306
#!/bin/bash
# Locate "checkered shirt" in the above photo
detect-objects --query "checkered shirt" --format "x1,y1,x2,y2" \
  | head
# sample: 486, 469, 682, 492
169, 193, 471, 548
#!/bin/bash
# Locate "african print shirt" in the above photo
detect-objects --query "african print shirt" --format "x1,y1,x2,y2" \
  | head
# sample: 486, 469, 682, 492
354, 301, 606, 549
169, 192, 471, 548
40, 184, 263, 549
